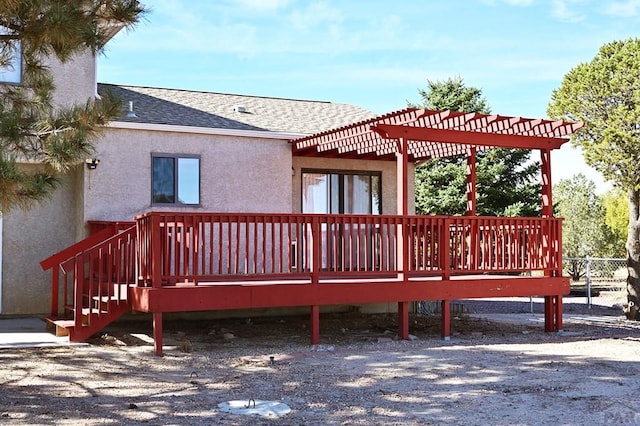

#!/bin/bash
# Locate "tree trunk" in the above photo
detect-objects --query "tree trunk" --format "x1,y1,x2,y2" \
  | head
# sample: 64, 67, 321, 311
624, 188, 640, 320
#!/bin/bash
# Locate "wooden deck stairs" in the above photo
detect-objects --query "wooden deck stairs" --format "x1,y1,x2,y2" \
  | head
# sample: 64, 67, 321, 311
46, 283, 133, 341
40, 223, 137, 342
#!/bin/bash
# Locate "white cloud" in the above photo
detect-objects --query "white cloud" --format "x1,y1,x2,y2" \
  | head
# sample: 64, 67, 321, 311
602, 0, 640, 17
551, 0, 587, 22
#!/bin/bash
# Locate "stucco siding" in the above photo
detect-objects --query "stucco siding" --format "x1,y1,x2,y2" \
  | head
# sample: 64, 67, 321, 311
84, 128, 293, 222
1, 167, 80, 315
46, 52, 97, 107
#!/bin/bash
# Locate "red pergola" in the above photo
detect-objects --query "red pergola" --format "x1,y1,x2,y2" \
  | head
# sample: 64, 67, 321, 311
292, 108, 583, 216
292, 108, 583, 340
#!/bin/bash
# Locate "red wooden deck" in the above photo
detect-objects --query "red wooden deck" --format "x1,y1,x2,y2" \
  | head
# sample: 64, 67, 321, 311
38, 107, 582, 355
42, 212, 567, 355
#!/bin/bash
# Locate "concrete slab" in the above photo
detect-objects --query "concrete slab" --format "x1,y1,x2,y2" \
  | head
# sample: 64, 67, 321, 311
0, 317, 86, 350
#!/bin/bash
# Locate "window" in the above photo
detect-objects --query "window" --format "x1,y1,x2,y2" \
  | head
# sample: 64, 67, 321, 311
152, 154, 200, 205
302, 170, 381, 214
0, 26, 21, 84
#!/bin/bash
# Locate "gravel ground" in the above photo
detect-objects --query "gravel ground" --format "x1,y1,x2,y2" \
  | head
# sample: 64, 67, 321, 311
1, 300, 639, 425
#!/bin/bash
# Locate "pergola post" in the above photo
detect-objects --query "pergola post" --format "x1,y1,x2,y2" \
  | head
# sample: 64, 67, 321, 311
466, 147, 477, 215
541, 148, 562, 332
442, 147, 478, 339
541, 148, 553, 217
397, 137, 410, 340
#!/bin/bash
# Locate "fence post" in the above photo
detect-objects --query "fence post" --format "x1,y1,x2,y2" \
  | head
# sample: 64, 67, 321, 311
586, 256, 592, 309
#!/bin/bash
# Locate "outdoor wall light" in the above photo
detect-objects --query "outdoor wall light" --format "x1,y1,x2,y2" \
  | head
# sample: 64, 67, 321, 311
85, 158, 100, 170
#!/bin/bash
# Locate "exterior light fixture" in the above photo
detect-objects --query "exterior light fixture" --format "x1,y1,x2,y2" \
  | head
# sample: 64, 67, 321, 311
85, 158, 100, 170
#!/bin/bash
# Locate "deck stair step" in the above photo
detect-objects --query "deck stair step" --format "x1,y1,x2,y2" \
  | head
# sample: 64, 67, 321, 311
47, 287, 133, 342
81, 307, 109, 316
46, 301, 131, 342
45, 318, 75, 337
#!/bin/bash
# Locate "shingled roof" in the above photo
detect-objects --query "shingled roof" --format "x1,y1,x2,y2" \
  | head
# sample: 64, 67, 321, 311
98, 83, 375, 135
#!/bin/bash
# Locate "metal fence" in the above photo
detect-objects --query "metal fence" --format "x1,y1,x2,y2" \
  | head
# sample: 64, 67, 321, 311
563, 257, 627, 308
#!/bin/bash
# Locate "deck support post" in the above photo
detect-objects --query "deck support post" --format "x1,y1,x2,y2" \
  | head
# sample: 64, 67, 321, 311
555, 295, 563, 330
398, 301, 409, 339
544, 295, 562, 332
310, 305, 320, 345
441, 299, 451, 340
153, 312, 163, 356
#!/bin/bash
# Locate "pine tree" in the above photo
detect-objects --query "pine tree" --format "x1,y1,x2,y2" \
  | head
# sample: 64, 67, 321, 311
410, 77, 541, 216
0, 0, 145, 211
548, 38, 640, 319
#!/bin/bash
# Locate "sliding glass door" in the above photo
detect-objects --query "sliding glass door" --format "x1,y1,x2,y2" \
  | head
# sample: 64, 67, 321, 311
302, 171, 380, 215
302, 171, 382, 272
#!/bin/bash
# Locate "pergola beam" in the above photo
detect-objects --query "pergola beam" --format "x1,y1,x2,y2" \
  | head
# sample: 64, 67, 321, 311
291, 108, 583, 161
371, 124, 567, 150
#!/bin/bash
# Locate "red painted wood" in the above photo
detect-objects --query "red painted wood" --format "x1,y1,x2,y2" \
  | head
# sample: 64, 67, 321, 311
152, 214, 162, 288
541, 149, 553, 218
293, 108, 582, 162
372, 124, 567, 151
441, 300, 451, 339
544, 295, 554, 332
555, 295, 563, 330
310, 305, 320, 344
45, 225, 137, 340
153, 312, 163, 356
47, 211, 568, 346
135, 213, 564, 284
130, 276, 569, 313
398, 301, 409, 339
466, 148, 477, 216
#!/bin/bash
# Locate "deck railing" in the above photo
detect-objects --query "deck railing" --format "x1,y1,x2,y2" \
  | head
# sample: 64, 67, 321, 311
136, 212, 563, 286
41, 222, 135, 318
58, 225, 137, 327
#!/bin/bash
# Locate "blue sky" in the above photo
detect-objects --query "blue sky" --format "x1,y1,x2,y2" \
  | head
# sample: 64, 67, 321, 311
97, 0, 640, 191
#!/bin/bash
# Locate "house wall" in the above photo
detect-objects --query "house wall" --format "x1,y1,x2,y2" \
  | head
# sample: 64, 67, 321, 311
0, 52, 95, 315
292, 156, 415, 215
84, 128, 293, 222
46, 52, 97, 107
1, 167, 80, 315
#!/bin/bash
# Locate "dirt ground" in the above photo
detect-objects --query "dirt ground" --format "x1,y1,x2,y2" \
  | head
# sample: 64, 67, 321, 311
1, 306, 640, 425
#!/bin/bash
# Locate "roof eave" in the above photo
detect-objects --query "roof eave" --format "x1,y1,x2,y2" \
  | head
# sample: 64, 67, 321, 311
108, 121, 306, 140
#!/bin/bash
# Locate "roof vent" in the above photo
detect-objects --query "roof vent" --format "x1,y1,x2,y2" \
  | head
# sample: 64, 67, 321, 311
233, 105, 247, 113
126, 101, 138, 118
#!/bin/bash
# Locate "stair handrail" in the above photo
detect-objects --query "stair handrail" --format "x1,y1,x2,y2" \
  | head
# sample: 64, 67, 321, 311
69, 225, 138, 331
40, 221, 135, 271
41, 221, 135, 318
